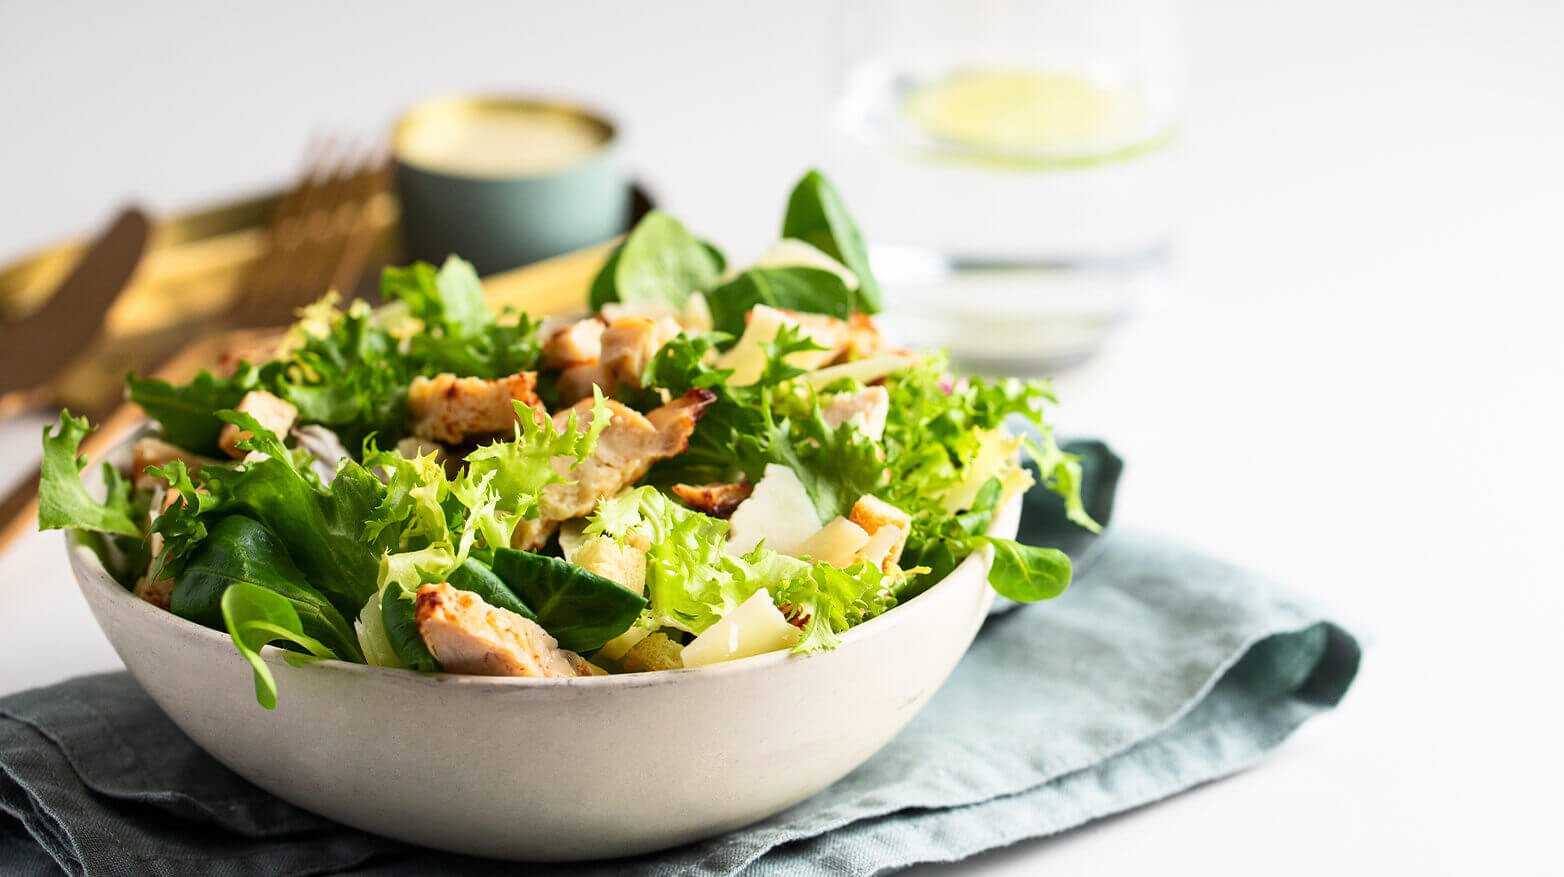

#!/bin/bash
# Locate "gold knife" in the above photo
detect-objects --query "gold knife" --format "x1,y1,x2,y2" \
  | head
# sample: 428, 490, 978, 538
0, 208, 151, 402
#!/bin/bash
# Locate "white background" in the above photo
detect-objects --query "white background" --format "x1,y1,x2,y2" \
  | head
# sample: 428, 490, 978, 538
2, 1, 1561, 873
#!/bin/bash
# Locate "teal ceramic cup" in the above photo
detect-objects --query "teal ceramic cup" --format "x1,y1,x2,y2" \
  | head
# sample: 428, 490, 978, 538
393, 96, 630, 276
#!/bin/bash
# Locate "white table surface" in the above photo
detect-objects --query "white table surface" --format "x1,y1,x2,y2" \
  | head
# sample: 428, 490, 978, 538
2, 2, 1560, 874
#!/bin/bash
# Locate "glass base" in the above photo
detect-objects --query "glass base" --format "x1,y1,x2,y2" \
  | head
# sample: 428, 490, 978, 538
873, 242, 1170, 376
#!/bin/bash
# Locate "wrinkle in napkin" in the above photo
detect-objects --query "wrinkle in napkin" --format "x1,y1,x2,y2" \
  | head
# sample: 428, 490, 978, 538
0, 532, 1359, 877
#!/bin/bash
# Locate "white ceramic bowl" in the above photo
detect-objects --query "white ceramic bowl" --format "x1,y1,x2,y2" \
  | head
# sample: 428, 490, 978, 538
67, 437, 1017, 861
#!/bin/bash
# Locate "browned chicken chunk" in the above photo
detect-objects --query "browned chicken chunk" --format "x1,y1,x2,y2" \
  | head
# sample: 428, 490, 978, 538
600, 315, 683, 391
407, 371, 542, 444
671, 480, 754, 518
217, 390, 298, 459
542, 318, 606, 369
414, 582, 595, 678
512, 389, 717, 549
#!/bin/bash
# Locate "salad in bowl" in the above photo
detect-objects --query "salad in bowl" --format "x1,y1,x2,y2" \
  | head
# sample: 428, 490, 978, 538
41, 171, 1093, 710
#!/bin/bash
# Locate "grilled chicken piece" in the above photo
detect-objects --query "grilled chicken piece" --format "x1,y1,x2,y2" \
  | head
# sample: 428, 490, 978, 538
601, 315, 683, 391
671, 480, 754, 518
554, 315, 683, 405
407, 371, 542, 444
556, 363, 609, 406
820, 386, 890, 440
512, 389, 718, 549
217, 390, 298, 459
848, 495, 913, 571
414, 582, 591, 678
601, 293, 713, 334
542, 318, 606, 369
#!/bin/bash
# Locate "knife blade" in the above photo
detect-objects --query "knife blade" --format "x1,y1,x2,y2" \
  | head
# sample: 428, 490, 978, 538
0, 207, 150, 396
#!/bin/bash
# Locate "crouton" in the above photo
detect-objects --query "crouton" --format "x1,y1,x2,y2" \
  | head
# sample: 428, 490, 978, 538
571, 535, 647, 595
217, 391, 298, 459
620, 632, 684, 673
133, 575, 173, 610
848, 495, 912, 570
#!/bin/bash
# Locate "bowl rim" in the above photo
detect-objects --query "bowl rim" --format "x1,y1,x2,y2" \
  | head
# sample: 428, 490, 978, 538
69, 428, 1014, 693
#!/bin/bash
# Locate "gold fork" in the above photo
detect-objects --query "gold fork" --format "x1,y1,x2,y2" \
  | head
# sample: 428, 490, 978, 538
0, 140, 389, 552
228, 138, 389, 328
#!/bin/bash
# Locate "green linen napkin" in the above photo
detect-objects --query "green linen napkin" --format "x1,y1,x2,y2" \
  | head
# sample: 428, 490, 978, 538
0, 532, 1358, 876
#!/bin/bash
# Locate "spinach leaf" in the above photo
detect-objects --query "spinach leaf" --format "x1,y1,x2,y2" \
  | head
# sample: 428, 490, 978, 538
589, 211, 723, 310
174, 515, 361, 662
979, 537, 1072, 602
781, 170, 882, 313
704, 266, 855, 336
37, 412, 141, 537
491, 548, 647, 653
447, 557, 537, 621
127, 367, 259, 457
222, 582, 345, 710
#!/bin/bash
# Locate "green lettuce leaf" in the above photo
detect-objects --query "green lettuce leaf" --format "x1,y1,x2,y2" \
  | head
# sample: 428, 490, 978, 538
126, 368, 260, 456
200, 410, 395, 617
775, 560, 897, 653
979, 537, 1071, 602
37, 412, 141, 537
465, 393, 610, 519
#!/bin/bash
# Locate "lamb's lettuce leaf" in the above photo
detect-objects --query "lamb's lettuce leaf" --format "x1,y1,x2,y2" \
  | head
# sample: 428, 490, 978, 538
781, 170, 882, 313
979, 537, 1072, 602
221, 581, 347, 710
126, 368, 261, 457
588, 211, 724, 310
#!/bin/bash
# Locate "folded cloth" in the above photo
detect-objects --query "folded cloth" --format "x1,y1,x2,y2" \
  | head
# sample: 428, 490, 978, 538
0, 532, 1359, 877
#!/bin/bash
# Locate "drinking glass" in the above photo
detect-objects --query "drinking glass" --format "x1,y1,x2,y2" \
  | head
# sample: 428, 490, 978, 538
829, 0, 1181, 373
